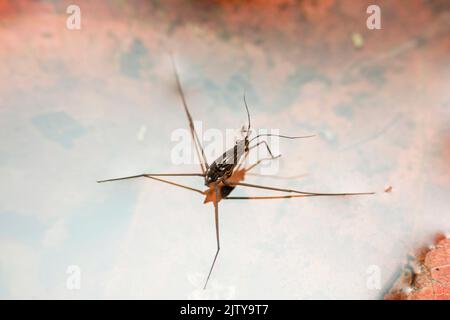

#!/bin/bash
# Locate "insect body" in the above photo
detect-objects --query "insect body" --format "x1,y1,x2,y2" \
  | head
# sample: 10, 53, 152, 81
98, 57, 374, 289
204, 135, 248, 187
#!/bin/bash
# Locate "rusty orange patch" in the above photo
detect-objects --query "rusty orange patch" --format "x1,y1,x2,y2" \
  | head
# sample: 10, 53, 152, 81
385, 234, 450, 300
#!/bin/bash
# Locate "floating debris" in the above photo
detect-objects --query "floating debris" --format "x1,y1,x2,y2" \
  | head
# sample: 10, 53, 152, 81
351, 32, 364, 49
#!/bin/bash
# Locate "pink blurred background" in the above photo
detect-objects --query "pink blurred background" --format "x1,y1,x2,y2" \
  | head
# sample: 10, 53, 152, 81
0, 0, 449, 299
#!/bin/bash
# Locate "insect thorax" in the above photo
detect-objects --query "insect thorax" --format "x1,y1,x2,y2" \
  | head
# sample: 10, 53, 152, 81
204, 140, 246, 186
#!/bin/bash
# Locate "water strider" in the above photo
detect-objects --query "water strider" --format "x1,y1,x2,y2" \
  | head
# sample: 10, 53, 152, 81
97, 57, 375, 289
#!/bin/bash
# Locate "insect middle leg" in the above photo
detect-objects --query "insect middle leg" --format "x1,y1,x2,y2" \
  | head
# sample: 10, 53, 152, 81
224, 194, 316, 200
97, 173, 206, 195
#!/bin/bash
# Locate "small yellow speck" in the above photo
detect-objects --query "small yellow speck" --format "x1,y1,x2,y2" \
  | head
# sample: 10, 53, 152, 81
351, 32, 364, 49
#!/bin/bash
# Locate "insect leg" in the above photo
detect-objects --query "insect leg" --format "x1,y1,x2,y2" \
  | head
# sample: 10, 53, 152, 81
244, 157, 308, 180
97, 173, 205, 195
248, 140, 280, 159
224, 181, 375, 196
144, 176, 205, 195
235, 141, 280, 171
97, 173, 204, 183
224, 194, 315, 200
235, 147, 251, 171
245, 156, 281, 173
171, 56, 209, 174
203, 182, 220, 289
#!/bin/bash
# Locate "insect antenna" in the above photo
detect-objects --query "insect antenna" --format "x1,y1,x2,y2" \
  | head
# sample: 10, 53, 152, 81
242, 95, 313, 142
249, 133, 316, 143
243, 93, 251, 133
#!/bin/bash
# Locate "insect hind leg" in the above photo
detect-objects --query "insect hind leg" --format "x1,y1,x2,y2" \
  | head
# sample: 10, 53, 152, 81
203, 182, 221, 289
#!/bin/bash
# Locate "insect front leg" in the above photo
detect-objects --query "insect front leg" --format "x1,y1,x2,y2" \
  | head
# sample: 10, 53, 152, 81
248, 140, 280, 159
236, 140, 280, 171
245, 156, 281, 173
